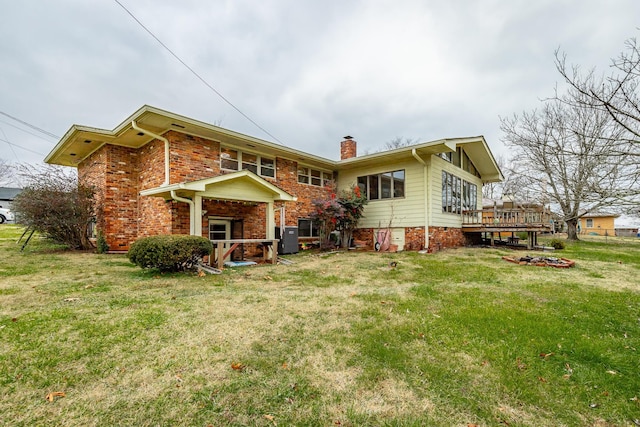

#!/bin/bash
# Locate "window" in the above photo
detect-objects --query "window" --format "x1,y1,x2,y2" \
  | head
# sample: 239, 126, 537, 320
440, 152, 452, 162
298, 218, 319, 237
441, 147, 481, 178
462, 180, 478, 212
357, 170, 405, 200
298, 167, 333, 186
443, 171, 477, 214
220, 148, 239, 170
241, 153, 258, 174
220, 146, 275, 178
586, 219, 594, 228
261, 157, 275, 177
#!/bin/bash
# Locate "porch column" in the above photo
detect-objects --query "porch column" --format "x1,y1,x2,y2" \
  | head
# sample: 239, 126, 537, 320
266, 201, 275, 239
194, 195, 203, 237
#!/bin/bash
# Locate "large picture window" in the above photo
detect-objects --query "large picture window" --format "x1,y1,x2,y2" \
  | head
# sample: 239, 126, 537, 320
442, 171, 477, 214
220, 147, 275, 178
357, 170, 405, 200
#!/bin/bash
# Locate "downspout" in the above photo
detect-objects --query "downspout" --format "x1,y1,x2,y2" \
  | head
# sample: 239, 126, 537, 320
412, 149, 430, 250
132, 121, 195, 235
132, 120, 170, 187
170, 190, 195, 236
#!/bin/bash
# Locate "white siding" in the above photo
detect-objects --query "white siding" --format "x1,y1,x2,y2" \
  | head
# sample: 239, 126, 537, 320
338, 159, 426, 229
338, 154, 484, 230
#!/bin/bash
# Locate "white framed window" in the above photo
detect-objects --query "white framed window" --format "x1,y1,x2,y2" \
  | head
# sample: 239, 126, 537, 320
298, 167, 333, 186
220, 147, 239, 170
220, 146, 276, 178
357, 170, 405, 201
586, 219, 594, 228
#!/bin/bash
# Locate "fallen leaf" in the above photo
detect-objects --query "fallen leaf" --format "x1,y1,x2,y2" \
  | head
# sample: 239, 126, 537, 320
516, 357, 527, 371
263, 414, 277, 425
264, 275, 273, 281
563, 374, 572, 380
565, 363, 573, 374
589, 403, 599, 408
63, 298, 79, 302
11, 318, 17, 322
539, 352, 554, 359
631, 396, 638, 401
538, 376, 547, 383
606, 370, 617, 375
282, 362, 289, 370
231, 362, 245, 371
45, 391, 66, 402
84, 285, 94, 289
198, 270, 206, 277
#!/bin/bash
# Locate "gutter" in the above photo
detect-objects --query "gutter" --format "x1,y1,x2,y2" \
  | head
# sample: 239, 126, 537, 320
412, 149, 430, 250
132, 120, 170, 187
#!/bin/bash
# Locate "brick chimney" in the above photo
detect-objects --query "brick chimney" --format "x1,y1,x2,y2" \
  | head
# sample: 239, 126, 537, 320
340, 136, 357, 160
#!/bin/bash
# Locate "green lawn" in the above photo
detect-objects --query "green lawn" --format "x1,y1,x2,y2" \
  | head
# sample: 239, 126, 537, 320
1, 224, 639, 426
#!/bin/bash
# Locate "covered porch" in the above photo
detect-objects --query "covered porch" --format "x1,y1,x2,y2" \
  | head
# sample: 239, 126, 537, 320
140, 170, 297, 265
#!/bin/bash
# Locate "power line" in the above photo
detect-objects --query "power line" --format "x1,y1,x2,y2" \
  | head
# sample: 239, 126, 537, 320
0, 128, 20, 161
0, 118, 58, 143
0, 111, 59, 139
0, 136, 47, 156
113, 0, 284, 145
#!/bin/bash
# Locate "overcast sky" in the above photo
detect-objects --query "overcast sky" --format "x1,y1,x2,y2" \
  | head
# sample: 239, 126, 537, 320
1, 0, 639, 176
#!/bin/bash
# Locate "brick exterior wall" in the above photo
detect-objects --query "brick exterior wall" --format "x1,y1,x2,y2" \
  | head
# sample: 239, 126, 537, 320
404, 227, 425, 251
167, 131, 221, 183
79, 144, 140, 250
272, 157, 337, 228
428, 226, 466, 253
80, 132, 336, 251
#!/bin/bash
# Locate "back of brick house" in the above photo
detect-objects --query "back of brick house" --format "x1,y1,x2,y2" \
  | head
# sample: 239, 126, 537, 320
46, 105, 503, 256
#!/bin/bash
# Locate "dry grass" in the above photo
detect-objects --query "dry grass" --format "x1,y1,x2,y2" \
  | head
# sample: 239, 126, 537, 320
1, 225, 640, 426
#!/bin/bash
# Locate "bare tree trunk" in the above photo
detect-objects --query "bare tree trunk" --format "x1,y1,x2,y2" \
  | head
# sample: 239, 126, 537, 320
566, 218, 580, 241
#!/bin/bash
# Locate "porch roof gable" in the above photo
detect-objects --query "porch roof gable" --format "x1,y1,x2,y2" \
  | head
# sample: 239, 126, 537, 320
140, 170, 297, 202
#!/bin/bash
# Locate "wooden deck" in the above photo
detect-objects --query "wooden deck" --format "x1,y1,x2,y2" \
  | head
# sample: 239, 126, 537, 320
462, 208, 553, 248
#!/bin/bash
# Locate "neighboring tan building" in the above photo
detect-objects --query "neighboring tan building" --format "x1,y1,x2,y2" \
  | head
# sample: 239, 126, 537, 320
578, 213, 619, 236
44, 105, 503, 258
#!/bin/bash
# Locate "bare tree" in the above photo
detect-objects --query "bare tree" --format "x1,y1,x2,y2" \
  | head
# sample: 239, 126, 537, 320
500, 90, 636, 240
12, 164, 95, 249
0, 158, 13, 187
381, 136, 418, 151
555, 36, 640, 145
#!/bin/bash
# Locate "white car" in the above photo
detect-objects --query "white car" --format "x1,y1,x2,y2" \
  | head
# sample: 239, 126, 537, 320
0, 207, 14, 223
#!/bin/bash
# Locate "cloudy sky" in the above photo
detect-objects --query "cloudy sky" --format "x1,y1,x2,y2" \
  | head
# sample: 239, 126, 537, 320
1, 0, 639, 176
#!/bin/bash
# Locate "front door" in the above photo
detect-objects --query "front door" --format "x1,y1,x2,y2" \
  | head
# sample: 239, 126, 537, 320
209, 219, 231, 263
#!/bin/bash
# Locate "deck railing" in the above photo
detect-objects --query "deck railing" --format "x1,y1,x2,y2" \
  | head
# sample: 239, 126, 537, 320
462, 208, 552, 226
